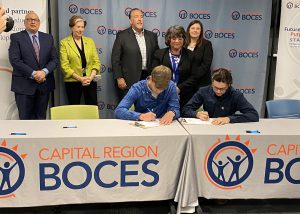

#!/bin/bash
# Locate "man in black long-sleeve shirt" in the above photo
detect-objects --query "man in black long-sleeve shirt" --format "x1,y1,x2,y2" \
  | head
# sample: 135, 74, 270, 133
182, 68, 259, 125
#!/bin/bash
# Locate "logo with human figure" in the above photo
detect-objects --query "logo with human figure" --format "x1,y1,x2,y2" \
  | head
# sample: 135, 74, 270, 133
0, 140, 27, 198
204, 135, 257, 189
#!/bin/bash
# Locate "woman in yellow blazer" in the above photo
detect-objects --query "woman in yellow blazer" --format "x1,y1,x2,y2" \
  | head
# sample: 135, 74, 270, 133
60, 15, 100, 105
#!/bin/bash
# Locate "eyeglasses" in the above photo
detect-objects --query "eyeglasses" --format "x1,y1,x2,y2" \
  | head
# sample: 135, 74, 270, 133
212, 85, 228, 93
26, 18, 40, 23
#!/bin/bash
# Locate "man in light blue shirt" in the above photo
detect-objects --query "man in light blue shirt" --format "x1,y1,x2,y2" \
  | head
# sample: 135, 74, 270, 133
115, 65, 180, 125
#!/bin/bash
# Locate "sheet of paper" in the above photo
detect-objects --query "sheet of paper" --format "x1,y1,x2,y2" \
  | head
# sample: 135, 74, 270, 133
130, 120, 160, 128
179, 118, 213, 125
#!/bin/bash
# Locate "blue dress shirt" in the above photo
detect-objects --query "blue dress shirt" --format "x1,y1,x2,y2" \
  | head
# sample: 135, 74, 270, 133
115, 80, 180, 121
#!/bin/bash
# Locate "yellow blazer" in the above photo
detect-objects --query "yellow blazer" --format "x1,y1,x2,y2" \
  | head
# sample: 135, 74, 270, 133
60, 35, 101, 82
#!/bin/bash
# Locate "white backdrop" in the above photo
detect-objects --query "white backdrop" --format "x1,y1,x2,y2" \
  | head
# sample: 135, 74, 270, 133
275, 0, 300, 99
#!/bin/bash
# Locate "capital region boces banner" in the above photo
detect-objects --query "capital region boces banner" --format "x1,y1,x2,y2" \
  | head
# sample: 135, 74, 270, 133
275, 0, 300, 99
58, 0, 272, 118
0, 0, 47, 119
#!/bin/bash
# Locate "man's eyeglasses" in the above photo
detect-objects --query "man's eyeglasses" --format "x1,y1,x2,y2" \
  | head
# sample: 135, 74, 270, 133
212, 85, 228, 93
26, 18, 40, 23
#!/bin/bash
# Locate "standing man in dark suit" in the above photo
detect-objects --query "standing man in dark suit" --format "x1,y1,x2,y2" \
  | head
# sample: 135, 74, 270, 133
9, 11, 58, 120
111, 8, 159, 100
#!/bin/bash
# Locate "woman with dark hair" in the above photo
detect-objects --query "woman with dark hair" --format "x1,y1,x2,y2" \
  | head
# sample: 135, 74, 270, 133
185, 20, 213, 89
152, 25, 197, 108
60, 15, 101, 105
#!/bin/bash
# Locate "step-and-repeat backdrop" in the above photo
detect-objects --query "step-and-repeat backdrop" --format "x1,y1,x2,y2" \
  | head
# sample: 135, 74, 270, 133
58, 0, 272, 118
0, 1, 272, 119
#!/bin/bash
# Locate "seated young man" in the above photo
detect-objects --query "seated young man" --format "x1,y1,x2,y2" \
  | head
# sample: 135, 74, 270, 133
115, 65, 180, 125
182, 68, 259, 125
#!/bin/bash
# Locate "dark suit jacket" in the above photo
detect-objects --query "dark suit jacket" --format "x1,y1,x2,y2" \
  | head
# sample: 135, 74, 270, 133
192, 38, 213, 89
152, 47, 198, 107
9, 30, 58, 95
111, 27, 159, 88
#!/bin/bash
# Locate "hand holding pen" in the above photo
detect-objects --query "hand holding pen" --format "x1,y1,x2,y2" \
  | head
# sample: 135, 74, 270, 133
138, 108, 156, 121
196, 111, 209, 121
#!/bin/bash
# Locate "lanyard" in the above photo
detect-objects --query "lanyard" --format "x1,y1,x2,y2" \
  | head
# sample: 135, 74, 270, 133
169, 50, 181, 84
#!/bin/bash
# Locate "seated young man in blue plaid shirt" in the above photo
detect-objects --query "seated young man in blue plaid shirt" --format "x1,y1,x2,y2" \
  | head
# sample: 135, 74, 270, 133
115, 65, 180, 125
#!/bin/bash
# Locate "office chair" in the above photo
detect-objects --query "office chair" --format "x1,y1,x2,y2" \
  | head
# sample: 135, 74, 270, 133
50, 105, 99, 120
266, 99, 300, 118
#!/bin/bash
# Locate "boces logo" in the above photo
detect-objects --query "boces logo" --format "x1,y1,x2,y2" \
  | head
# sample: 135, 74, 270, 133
231, 10, 262, 21
69, 4, 78, 14
152, 28, 167, 38
204, 135, 256, 189
98, 101, 106, 110
287, 2, 300, 9
287, 2, 294, 9
98, 101, 116, 111
178, 10, 211, 20
97, 26, 125, 36
68, 4, 103, 15
229, 49, 238, 58
100, 64, 112, 74
205, 29, 235, 40
229, 49, 259, 59
0, 140, 27, 198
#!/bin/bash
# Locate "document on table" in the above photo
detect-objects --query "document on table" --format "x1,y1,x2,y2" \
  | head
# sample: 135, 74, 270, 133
130, 120, 160, 128
179, 117, 213, 125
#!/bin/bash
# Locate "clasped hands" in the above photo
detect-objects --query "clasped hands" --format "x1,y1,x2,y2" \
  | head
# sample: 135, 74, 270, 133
81, 76, 92, 86
33, 70, 46, 84
117, 78, 127, 90
138, 111, 175, 125
196, 111, 230, 125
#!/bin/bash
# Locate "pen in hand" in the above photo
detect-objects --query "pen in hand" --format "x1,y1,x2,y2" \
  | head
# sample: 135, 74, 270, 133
197, 111, 209, 121
140, 108, 156, 121
147, 108, 154, 112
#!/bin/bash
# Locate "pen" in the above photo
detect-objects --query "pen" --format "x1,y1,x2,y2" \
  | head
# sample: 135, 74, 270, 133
63, 125, 77, 128
147, 108, 153, 112
11, 132, 27, 135
246, 130, 260, 134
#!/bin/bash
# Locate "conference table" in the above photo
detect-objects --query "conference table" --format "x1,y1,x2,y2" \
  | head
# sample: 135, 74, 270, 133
1, 118, 299, 213
0, 119, 195, 213
180, 119, 300, 200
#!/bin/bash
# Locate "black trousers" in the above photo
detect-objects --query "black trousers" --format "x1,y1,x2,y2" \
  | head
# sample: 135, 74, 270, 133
15, 90, 49, 120
65, 81, 97, 105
